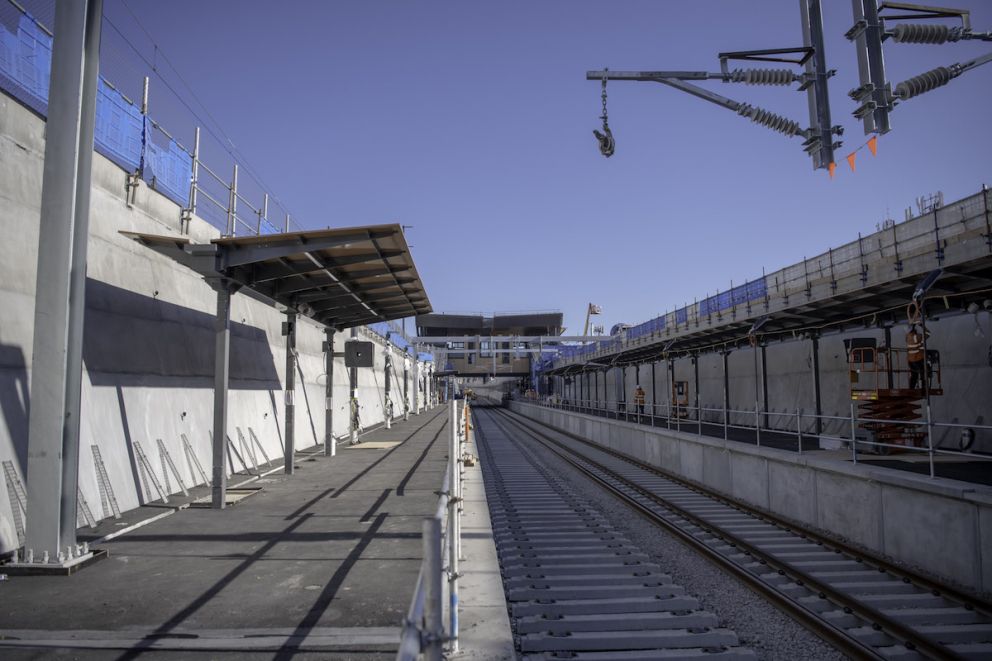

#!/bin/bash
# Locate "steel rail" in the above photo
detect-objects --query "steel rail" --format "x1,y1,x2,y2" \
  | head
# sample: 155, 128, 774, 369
490, 407, 983, 660
513, 406, 992, 619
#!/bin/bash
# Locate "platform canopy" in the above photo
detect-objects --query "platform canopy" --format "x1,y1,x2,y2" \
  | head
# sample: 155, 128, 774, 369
121, 224, 432, 329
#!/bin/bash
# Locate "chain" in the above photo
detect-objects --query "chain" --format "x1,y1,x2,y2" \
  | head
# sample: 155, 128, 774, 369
600, 70, 609, 127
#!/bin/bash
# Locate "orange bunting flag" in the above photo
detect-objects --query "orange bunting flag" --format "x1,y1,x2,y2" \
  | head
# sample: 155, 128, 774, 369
867, 136, 878, 156
847, 151, 857, 172
828, 162, 836, 179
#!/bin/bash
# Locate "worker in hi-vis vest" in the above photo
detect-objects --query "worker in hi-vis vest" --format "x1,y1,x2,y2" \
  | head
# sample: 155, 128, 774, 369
633, 385, 646, 415
906, 324, 930, 390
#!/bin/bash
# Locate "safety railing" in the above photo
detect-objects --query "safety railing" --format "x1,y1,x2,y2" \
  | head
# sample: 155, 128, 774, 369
397, 399, 466, 661
526, 396, 990, 479
0, 0, 305, 239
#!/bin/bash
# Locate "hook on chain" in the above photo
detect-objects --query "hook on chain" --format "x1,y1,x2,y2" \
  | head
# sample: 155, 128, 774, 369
593, 69, 615, 157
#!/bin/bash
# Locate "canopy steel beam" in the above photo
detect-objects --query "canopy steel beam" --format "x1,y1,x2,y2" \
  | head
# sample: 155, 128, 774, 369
219, 230, 396, 269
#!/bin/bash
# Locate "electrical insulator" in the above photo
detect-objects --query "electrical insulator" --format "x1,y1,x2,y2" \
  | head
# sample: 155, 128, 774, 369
737, 104, 802, 137
894, 66, 955, 99
891, 24, 961, 44
727, 68, 797, 86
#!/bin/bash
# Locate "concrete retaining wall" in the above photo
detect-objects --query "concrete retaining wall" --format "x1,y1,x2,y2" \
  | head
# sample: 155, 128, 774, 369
509, 400, 992, 595
0, 91, 434, 556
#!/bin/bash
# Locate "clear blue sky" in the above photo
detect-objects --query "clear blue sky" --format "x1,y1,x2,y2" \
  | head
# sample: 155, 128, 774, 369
106, 0, 991, 335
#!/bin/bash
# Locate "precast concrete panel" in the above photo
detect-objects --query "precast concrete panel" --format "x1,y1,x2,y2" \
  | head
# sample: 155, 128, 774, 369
0, 91, 434, 555
697, 352, 724, 424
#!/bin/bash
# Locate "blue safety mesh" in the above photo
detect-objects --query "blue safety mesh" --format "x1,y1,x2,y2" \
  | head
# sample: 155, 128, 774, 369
0, 9, 51, 116
94, 79, 143, 171
142, 118, 192, 207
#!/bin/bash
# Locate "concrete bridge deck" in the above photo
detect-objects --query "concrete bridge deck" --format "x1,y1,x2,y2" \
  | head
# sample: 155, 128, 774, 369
0, 408, 453, 658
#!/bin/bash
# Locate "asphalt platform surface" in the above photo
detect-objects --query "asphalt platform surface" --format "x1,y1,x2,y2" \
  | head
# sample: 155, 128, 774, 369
0, 406, 450, 659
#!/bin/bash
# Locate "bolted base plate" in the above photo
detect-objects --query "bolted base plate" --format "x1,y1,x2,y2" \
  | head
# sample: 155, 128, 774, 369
2, 548, 108, 576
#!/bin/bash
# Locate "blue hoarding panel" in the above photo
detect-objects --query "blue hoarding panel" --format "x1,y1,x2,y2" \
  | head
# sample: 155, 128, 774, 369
94, 79, 143, 171
142, 118, 192, 207
0, 12, 52, 116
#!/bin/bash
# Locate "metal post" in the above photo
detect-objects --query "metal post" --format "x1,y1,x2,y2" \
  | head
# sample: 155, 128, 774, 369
23, 0, 103, 565
926, 402, 935, 478
693, 354, 700, 428
760, 344, 769, 430
384, 349, 392, 430
257, 192, 268, 235
811, 334, 823, 436
651, 361, 657, 425
797, 408, 803, 454
403, 354, 410, 421
188, 126, 200, 222
850, 402, 858, 464
413, 356, 421, 415
753, 343, 761, 446
448, 400, 460, 653
422, 516, 443, 661
283, 312, 297, 473
211, 283, 234, 508
349, 327, 359, 444
722, 350, 730, 441
324, 328, 335, 456
666, 359, 672, 430
227, 163, 239, 237
884, 325, 894, 389
284, 213, 290, 233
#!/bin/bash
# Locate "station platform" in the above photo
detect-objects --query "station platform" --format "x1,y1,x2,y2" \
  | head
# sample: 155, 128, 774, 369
0, 406, 469, 658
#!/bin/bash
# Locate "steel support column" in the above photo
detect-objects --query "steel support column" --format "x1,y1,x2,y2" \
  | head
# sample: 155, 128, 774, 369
324, 328, 335, 456
210, 282, 238, 508
384, 348, 393, 429
412, 356, 420, 414
651, 361, 657, 418
693, 355, 700, 422
349, 328, 359, 444
811, 334, 823, 435
403, 354, 410, 421
761, 344, 769, 429
283, 311, 297, 474
23, 0, 103, 565
722, 350, 730, 437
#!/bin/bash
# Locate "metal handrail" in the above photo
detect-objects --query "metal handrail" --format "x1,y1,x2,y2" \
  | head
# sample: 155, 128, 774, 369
396, 400, 464, 661
530, 396, 989, 478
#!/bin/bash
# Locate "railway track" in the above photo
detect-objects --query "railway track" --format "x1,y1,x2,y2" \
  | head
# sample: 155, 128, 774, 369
476, 405, 992, 660
474, 407, 757, 660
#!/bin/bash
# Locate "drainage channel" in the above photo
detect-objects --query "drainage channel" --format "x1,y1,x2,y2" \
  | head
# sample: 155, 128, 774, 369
474, 406, 757, 660
492, 407, 992, 661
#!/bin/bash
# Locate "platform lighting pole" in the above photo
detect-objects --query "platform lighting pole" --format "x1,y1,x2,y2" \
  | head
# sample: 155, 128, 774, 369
324, 328, 335, 456
23, 0, 103, 566
283, 312, 297, 474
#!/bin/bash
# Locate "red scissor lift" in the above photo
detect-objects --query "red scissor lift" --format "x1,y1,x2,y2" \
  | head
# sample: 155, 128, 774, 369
846, 337, 942, 453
